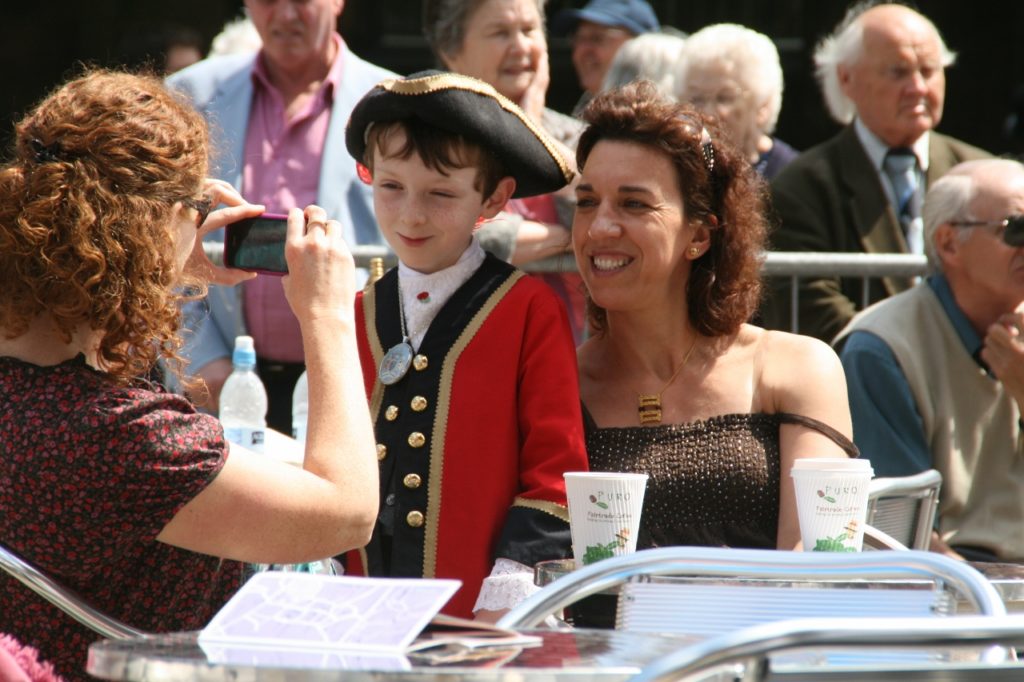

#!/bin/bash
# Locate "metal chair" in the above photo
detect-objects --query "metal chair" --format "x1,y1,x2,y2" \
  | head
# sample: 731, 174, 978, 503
861, 523, 910, 550
867, 469, 942, 550
498, 547, 1005, 636
632, 615, 1024, 682
0, 540, 148, 639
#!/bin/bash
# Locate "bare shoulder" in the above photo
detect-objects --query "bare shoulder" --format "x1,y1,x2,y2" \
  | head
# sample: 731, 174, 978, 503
759, 329, 844, 381
755, 329, 848, 418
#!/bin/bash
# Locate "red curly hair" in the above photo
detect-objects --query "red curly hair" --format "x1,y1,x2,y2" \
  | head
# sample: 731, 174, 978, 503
576, 81, 768, 338
0, 68, 209, 384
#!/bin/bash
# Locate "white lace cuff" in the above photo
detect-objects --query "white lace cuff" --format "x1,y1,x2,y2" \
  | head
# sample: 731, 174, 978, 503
472, 558, 538, 613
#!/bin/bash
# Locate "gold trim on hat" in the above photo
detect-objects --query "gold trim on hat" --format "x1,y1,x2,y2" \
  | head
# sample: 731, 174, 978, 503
421, 269, 526, 577
512, 496, 570, 523
375, 72, 574, 185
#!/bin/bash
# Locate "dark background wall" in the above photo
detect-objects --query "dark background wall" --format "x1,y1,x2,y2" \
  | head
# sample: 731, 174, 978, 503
1, 1, 1021, 159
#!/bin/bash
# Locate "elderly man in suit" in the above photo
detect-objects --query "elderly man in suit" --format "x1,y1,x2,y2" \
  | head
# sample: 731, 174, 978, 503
762, 2, 989, 342
835, 159, 1024, 562
169, 0, 395, 434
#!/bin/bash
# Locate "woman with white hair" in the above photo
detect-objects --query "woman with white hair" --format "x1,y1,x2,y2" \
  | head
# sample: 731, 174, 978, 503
601, 31, 687, 97
676, 23, 797, 179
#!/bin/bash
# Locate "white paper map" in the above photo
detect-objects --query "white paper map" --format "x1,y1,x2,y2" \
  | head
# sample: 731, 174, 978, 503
198, 572, 461, 652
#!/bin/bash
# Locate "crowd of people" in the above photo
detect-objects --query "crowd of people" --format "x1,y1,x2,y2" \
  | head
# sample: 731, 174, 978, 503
1, 0, 1020, 679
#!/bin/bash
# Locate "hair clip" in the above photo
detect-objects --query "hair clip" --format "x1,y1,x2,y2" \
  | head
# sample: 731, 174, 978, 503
699, 127, 715, 174
30, 138, 61, 164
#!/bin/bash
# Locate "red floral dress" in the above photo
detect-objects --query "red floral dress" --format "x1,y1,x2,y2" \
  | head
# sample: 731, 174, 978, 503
0, 355, 244, 681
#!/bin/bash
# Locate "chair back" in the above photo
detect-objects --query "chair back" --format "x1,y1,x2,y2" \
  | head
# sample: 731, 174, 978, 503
616, 578, 952, 637
632, 615, 1024, 682
0, 540, 148, 640
498, 546, 1004, 634
867, 469, 942, 550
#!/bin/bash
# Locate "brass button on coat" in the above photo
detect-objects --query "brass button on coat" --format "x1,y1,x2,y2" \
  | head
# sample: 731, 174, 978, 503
410, 396, 428, 412
385, 405, 399, 421
376, 443, 387, 461
413, 354, 429, 371
408, 432, 426, 448
406, 510, 425, 527
403, 473, 422, 489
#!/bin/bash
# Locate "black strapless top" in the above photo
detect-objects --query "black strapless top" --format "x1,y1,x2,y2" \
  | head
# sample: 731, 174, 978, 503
583, 410, 859, 550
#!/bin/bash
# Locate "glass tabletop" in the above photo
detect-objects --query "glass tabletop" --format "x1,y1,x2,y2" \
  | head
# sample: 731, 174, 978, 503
86, 628, 698, 681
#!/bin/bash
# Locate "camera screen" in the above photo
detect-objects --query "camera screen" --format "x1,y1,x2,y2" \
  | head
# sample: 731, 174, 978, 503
224, 215, 289, 274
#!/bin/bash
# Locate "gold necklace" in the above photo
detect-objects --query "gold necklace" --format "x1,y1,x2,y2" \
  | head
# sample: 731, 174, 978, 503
637, 337, 699, 425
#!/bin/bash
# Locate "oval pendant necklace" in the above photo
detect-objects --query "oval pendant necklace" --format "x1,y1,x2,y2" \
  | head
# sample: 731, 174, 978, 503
378, 278, 420, 385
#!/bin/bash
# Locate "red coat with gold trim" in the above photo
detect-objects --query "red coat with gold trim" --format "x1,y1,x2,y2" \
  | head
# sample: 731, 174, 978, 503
345, 254, 588, 617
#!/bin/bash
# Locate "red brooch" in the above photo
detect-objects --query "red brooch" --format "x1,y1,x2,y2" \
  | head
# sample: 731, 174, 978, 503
356, 162, 373, 185
416, 291, 430, 303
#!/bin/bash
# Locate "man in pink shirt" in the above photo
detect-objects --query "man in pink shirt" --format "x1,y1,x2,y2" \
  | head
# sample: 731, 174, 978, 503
170, 0, 395, 434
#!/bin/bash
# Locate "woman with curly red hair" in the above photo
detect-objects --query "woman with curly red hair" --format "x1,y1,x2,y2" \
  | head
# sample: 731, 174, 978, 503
574, 82, 858, 551
0, 69, 378, 680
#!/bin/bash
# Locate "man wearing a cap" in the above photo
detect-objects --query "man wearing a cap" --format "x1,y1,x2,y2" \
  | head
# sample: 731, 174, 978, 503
553, 0, 661, 114
834, 159, 1024, 563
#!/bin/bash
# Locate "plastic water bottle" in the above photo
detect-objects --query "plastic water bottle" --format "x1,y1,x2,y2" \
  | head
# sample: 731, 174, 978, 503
292, 370, 309, 443
219, 335, 267, 454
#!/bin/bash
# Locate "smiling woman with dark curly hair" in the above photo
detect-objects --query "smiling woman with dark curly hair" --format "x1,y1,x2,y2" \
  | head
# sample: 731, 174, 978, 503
0, 69, 379, 681
574, 81, 860, 553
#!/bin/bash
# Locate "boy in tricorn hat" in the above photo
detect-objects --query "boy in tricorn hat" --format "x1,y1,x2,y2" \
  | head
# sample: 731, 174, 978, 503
342, 71, 588, 619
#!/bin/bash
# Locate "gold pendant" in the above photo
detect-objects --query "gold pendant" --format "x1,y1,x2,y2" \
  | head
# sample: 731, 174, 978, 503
638, 394, 662, 425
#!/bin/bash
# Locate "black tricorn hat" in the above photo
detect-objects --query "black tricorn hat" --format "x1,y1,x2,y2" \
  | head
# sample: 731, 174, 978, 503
346, 70, 574, 198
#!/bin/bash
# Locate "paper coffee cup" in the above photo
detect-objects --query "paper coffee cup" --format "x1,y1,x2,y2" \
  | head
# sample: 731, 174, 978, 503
791, 458, 874, 552
564, 472, 648, 567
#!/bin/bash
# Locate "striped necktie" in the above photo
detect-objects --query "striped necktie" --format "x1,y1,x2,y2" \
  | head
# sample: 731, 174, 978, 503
883, 148, 922, 252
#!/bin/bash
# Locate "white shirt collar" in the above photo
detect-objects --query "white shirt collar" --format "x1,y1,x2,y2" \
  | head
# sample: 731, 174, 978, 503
853, 117, 930, 172
397, 238, 486, 351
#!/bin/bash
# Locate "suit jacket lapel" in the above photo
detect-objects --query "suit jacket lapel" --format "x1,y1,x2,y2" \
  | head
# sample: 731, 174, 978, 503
837, 125, 910, 294
926, 133, 956, 185
318, 45, 383, 247
208, 61, 255, 190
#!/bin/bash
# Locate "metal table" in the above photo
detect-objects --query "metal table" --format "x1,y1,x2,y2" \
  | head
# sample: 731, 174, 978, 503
86, 628, 698, 681
85, 627, 1024, 682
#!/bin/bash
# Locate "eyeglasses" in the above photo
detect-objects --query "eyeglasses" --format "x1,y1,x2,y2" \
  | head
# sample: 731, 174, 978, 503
949, 215, 1024, 247
688, 90, 744, 111
181, 195, 213, 229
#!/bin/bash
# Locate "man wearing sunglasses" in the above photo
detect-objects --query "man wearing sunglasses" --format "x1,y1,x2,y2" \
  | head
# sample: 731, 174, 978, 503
836, 159, 1024, 563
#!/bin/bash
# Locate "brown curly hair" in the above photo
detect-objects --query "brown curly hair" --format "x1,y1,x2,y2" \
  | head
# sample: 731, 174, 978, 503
0, 68, 209, 384
577, 81, 768, 338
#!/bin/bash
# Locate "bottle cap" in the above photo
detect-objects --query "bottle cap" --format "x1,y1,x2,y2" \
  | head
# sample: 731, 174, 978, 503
233, 335, 257, 367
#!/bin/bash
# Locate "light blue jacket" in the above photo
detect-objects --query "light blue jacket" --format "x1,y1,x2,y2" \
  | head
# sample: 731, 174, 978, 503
168, 45, 396, 372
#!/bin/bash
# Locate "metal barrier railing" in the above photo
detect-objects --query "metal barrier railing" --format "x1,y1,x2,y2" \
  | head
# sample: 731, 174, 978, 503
202, 243, 930, 333
761, 252, 929, 333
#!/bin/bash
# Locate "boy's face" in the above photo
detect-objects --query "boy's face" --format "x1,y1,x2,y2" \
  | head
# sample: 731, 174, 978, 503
371, 130, 499, 274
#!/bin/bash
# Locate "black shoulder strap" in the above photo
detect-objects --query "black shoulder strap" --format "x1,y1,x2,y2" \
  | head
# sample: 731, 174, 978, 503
776, 413, 860, 458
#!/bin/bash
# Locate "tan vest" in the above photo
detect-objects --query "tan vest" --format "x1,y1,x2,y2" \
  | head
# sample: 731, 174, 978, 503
839, 284, 1024, 560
